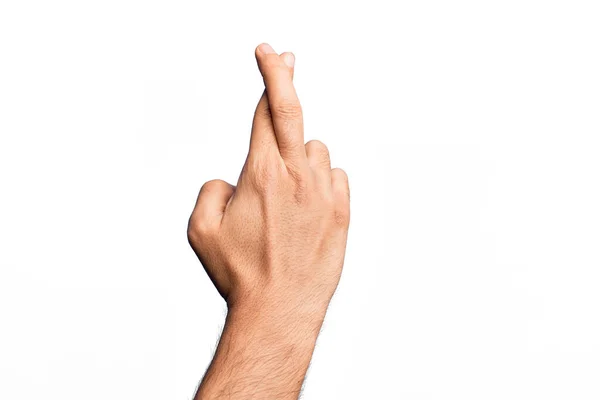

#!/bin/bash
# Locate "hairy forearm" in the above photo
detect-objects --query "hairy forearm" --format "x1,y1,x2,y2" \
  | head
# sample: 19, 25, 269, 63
195, 294, 327, 400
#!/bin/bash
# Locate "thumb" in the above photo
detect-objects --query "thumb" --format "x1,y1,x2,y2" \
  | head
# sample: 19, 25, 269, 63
190, 179, 235, 229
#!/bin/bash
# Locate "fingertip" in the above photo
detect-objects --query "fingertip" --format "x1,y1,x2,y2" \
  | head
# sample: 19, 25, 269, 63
256, 43, 276, 56
281, 52, 295, 68
255, 44, 280, 78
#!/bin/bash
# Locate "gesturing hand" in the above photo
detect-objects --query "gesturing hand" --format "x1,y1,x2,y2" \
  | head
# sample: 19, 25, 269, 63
188, 43, 350, 399
188, 43, 349, 312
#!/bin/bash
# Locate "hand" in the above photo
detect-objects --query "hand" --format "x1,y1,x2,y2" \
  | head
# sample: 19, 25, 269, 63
188, 44, 350, 316
188, 43, 350, 399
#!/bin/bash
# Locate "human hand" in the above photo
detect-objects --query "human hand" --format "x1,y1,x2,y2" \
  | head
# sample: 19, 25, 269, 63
189, 43, 350, 399
188, 43, 350, 317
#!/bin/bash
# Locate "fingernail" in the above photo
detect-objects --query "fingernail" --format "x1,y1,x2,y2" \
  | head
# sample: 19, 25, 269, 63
283, 52, 295, 68
259, 43, 275, 54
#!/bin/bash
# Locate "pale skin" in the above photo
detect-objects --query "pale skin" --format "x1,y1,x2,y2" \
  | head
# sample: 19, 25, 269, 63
187, 43, 350, 399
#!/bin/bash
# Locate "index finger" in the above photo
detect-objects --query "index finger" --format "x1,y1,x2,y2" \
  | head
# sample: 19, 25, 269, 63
255, 43, 305, 163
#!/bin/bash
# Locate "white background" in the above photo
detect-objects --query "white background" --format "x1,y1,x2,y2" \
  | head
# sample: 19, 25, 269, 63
1, 1, 599, 399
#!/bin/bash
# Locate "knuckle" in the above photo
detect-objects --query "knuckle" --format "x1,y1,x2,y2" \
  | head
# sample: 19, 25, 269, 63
306, 140, 331, 168
272, 99, 302, 120
187, 215, 209, 244
306, 140, 330, 158
247, 153, 283, 191
200, 179, 225, 195
186, 217, 196, 240
255, 103, 272, 121
332, 168, 350, 198
332, 167, 348, 182
333, 204, 351, 227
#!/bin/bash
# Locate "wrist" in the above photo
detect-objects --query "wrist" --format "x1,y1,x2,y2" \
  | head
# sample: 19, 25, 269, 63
227, 284, 331, 333
229, 295, 326, 337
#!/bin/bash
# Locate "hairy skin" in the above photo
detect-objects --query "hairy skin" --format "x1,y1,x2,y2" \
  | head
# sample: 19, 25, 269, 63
188, 43, 350, 400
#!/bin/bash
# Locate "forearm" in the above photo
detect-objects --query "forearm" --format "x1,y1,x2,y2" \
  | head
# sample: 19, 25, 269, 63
195, 294, 328, 399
